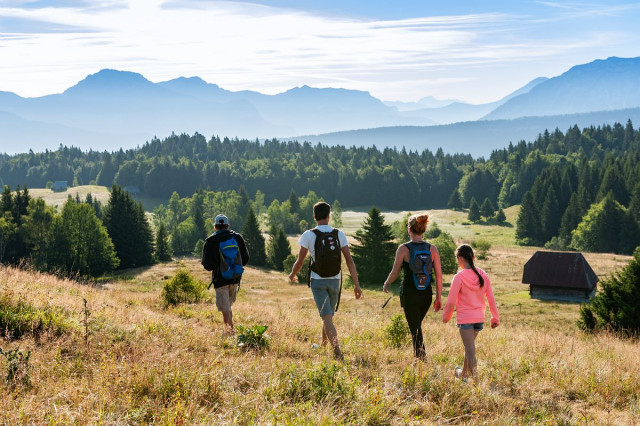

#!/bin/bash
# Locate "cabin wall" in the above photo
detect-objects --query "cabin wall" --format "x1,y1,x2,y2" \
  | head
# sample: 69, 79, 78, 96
529, 286, 596, 302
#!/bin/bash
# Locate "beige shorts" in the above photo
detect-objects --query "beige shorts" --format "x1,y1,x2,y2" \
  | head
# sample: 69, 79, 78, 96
215, 284, 238, 312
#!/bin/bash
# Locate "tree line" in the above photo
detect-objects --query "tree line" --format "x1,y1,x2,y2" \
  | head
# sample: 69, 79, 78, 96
1, 120, 638, 255
2, 123, 637, 215
0, 185, 157, 277
511, 121, 640, 254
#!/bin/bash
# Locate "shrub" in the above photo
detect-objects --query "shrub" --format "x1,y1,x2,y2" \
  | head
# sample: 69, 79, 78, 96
432, 232, 457, 274
192, 239, 205, 257
161, 269, 206, 307
283, 254, 309, 284
471, 239, 492, 260
237, 325, 270, 350
385, 314, 409, 348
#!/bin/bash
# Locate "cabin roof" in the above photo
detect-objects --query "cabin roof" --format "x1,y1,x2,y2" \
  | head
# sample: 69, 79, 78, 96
522, 251, 598, 290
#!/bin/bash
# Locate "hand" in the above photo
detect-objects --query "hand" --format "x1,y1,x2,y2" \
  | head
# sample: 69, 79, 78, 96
288, 272, 297, 282
433, 297, 442, 312
354, 285, 362, 299
382, 283, 390, 293
491, 318, 499, 328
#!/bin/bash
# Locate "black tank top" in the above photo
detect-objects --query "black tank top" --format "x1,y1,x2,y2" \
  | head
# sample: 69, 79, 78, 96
401, 241, 433, 297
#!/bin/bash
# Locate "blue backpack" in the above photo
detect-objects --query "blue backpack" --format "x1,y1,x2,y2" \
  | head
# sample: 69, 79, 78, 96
219, 236, 244, 280
405, 242, 433, 290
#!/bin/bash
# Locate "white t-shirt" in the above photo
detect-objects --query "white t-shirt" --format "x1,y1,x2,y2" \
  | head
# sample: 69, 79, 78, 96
298, 225, 348, 280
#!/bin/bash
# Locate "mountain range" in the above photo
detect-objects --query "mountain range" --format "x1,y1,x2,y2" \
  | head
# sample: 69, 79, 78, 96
0, 56, 638, 156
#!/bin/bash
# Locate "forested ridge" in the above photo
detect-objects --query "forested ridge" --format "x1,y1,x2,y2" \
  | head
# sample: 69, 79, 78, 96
1, 120, 639, 255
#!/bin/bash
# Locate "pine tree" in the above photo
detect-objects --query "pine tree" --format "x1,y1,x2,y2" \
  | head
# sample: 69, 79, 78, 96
267, 225, 291, 271
0, 212, 16, 262
288, 189, 301, 217
154, 222, 172, 261
242, 207, 267, 267
480, 197, 495, 219
495, 208, 506, 223
579, 247, 640, 335
571, 192, 639, 254
596, 165, 629, 205
467, 198, 481, 222
541, 186, 561, 243
559, 192, 583, 241
628, 184, 640, 223
21, 198, 55, 268
237, 185, 251, 232
192, 198, 206, 240
351, 207, 395, 286
102, 185, 154, 268
515, 191, 542, 245
447, 189, 463, 210
331, 199, 343, 228
1, 185, 13, 214
97, 153, 118, 187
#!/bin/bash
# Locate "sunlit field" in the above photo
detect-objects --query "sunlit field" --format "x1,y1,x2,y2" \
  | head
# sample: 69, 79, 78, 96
1, 200, 638, 423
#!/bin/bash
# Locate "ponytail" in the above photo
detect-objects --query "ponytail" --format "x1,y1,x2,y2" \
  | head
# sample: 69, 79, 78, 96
455, 244, 484, 287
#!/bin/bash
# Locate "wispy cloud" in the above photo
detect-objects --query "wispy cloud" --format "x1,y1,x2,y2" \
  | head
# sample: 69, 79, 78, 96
0, 0, 637, 102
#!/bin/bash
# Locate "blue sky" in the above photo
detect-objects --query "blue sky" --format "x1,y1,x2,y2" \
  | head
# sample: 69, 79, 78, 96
0, 0, 638, 103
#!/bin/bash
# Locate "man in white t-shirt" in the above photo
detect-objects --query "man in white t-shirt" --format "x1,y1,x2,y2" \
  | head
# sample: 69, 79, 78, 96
289, 201, 362, 360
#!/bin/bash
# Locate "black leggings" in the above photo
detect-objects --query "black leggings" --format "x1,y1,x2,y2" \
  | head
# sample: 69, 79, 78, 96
402, 290, 433, 358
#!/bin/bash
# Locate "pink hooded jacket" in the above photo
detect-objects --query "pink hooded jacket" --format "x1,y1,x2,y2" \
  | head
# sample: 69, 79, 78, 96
442, 267, 500, 325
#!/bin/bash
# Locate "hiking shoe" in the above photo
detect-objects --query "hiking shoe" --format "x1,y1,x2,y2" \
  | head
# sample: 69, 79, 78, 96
454, 366, 463, 378
333, 347, 344, 361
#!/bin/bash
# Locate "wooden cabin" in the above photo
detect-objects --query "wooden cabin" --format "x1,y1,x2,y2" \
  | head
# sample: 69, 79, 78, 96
522, 251, 598, 302
52, 181, 68, 192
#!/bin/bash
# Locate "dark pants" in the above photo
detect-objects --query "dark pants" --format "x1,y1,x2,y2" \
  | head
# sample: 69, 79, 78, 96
402, 290, 433, 358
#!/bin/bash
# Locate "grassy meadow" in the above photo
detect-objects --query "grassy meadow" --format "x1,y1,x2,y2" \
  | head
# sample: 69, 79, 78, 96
2, 197, 639, 423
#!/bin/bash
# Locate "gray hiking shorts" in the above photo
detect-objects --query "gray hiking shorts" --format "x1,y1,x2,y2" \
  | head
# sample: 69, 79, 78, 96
310, 278, 340, 317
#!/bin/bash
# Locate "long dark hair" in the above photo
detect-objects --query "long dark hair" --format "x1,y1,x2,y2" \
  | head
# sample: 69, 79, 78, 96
455, 244, 484, 287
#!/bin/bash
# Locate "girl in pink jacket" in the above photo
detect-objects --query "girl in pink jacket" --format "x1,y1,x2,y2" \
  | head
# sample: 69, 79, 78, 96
442, 244, 499, 380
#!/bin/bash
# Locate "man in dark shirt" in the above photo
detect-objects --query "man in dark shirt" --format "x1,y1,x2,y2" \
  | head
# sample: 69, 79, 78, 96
201, 214, 249, 334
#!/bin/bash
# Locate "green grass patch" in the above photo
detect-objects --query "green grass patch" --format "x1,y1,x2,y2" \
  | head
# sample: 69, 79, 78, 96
0, 292, 73, 340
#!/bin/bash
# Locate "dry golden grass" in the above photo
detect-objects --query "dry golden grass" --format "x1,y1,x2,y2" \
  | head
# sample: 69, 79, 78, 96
29, 185, 111, 209
1, 245, 638, 424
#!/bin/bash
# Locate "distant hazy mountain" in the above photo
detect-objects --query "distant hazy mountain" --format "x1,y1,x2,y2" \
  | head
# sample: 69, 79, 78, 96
384, 96, 460, 112
484, 57, 640, 120
404, 77, 548, 124
159, 79, 437, 134
0, 57, 637, 155
295, 108, 640, 158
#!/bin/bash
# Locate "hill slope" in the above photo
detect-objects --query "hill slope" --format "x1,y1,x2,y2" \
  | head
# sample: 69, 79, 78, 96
296, 108, 640, 157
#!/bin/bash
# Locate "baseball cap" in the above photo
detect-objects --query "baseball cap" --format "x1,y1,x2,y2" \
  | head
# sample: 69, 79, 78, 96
215, 214, 229, 226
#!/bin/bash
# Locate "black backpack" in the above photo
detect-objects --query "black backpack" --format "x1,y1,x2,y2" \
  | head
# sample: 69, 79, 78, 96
309, 228, 342, 278
405, 241, 433, 290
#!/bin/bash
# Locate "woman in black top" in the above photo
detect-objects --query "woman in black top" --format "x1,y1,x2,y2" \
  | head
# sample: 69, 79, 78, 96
383, 213, 443, 358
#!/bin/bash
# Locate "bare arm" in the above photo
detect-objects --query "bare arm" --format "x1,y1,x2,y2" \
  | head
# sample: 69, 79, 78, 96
288, 247, 308, 282
383, 245, 407, 293
442, 274, 460, 323
342, 245, 362, 299
431, 245, 443, 312
484, 273, 500, 328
